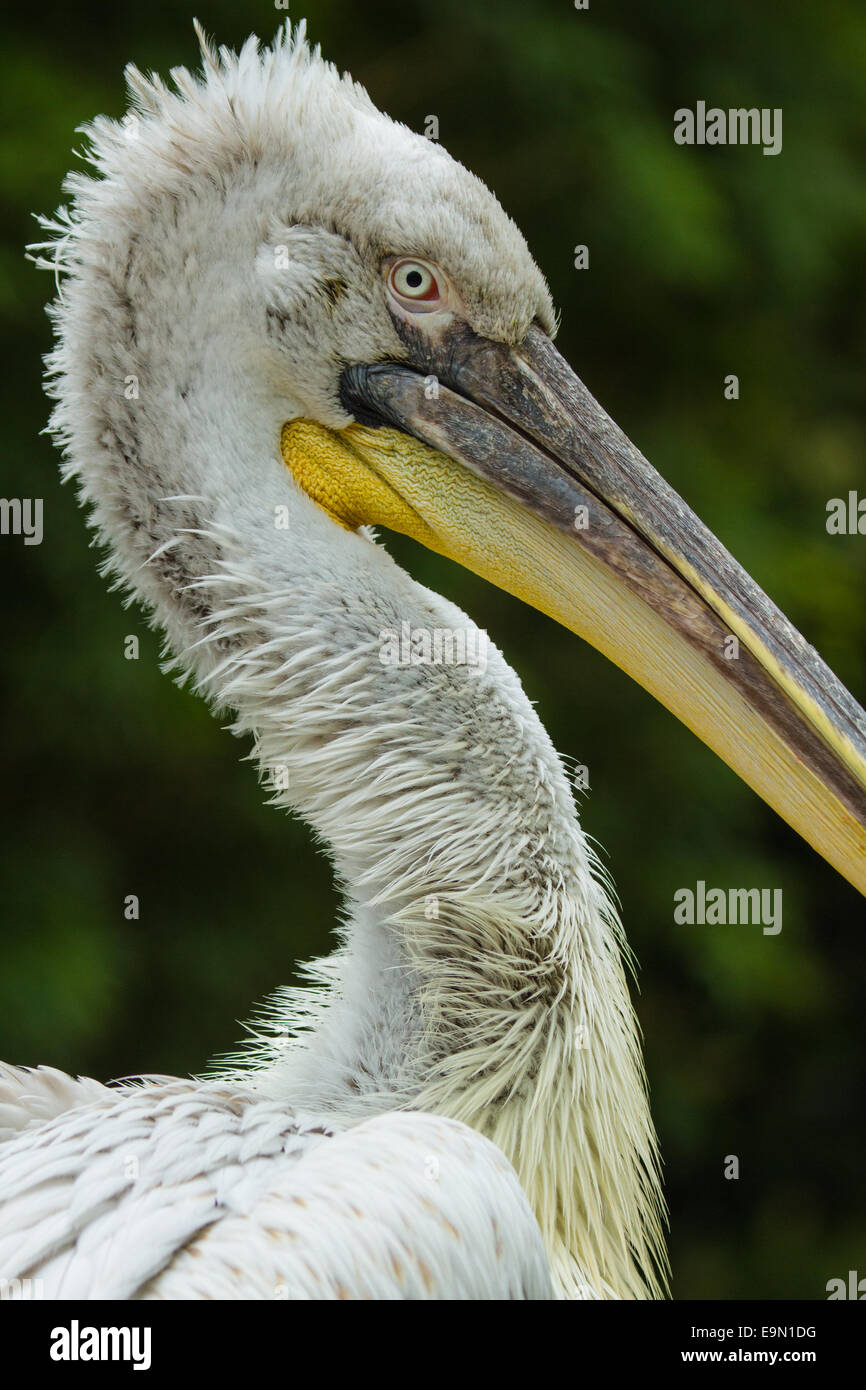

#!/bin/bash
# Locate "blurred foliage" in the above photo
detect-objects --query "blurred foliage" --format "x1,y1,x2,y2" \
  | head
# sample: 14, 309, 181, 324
1, 0, 864, 1299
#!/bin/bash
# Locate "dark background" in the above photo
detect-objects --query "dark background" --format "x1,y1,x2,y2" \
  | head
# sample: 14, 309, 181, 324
1, 0, 864, 1298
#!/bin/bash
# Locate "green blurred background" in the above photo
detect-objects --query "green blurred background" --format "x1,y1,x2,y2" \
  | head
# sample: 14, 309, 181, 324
1, 0, 864, 1298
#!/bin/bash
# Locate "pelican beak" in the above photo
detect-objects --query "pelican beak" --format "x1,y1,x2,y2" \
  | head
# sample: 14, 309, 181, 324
282, 323, 866, 895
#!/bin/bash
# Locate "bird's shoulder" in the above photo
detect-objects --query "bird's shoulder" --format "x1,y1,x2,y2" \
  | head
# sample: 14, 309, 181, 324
0, 1074, 551, 1299
0, 1062, 115, 1140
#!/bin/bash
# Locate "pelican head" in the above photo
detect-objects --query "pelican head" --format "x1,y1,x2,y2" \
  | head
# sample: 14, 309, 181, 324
33, 21, 866, 1299
39, 21, 866, 889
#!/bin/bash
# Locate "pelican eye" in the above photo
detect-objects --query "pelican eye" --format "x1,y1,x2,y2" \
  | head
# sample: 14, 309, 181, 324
387, 258, 443, 311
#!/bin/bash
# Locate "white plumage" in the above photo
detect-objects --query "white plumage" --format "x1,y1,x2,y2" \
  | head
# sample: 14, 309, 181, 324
1, 21, 678, 1301
0, 1067, 550, 1299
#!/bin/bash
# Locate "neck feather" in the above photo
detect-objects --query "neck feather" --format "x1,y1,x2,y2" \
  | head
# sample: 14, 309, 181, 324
184, 490, 667, 1299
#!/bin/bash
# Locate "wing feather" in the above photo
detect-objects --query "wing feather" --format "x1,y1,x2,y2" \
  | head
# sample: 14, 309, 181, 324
0, 1063, 113, 1140
0, 1078, 550, 1299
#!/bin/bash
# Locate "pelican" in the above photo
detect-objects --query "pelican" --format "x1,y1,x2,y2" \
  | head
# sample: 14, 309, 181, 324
2, 21, 864, 1302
